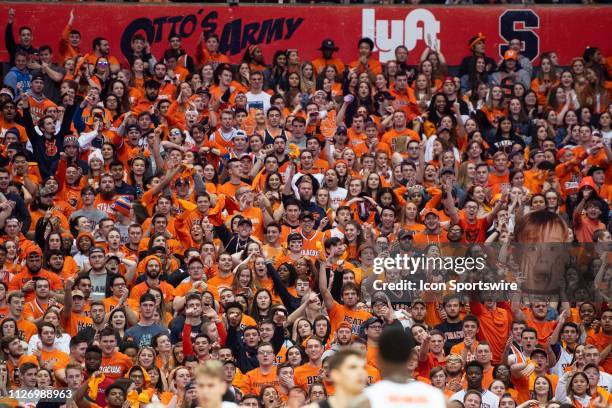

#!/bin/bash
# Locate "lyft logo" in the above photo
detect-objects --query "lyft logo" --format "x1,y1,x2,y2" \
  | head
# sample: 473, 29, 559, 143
362, 8, 440, 62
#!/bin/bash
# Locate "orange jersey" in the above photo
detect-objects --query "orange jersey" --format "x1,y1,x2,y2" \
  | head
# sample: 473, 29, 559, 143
61, 311, 94, 337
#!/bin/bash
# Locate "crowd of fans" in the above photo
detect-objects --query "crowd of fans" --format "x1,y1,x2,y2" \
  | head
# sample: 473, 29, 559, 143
0, 4, 610, 408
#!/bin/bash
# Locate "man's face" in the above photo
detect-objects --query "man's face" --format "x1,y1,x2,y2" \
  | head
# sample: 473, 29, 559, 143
99, 335, 117, 355
65, 369, 83, 389
476, 345, 491, 365
146, 260, 161, 279
100, 176, 115, 194
342, 289, 358, 307
35, 280, 50, 299
521, 331, 537, 352
2, 103, 16, 121
22, 368, 37, 387
107, 388, 125, 407
430, 334, 444, 354
89, 252, 105, 269
196, 375, 226, 407
85, 351, 102, 372
40, 326, 55, 346
257, 345, 275, 366
140, 300, 156, 319
466, 366, 483, 388
531, 302, 548, 319
91, 305, 105, 324
562, 326, 578, 343
98, 40, 110, 55
243, 329, 259, 348
26, 253, 42, 273
305, 340, 323, 361
7, 338, 23, 357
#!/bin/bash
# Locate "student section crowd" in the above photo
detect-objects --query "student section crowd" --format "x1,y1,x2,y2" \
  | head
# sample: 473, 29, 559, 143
0, 6, 610, 408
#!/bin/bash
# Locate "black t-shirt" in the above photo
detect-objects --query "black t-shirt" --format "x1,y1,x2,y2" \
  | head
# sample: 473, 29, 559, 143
434, 320, 465, 354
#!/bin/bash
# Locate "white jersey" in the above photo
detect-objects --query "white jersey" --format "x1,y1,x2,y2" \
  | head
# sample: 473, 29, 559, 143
363, 380, 446, 408
551, 346, 573, 377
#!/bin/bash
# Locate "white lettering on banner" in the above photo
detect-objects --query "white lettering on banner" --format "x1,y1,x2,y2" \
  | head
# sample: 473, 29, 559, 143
362, 9, 440, 63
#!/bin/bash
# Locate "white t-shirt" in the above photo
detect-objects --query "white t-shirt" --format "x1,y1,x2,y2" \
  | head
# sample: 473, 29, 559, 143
246, 91, 271, 112
451, 389, 499, 408
363, 380, 446, 408
328, 187, 348, 210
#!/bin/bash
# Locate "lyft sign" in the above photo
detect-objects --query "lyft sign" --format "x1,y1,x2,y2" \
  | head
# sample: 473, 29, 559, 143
362, 8, 441, 62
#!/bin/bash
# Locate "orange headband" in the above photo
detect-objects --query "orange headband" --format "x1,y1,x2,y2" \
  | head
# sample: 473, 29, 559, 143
469, 33, 486, 50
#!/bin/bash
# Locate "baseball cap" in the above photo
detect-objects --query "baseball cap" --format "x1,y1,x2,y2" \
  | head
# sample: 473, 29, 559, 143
72, 289, 85, 298
64, 136, 79, 147
371, 291, 389, 306
25, 245, 42, 257
421, 208, 441, 218
440, 167, 455, 176
398, 230, 414, 241
89, 247, 105, 256
237, 218, 253, 227
504, 50, 518, 61
299, 211, 314, 221
31, 71, 44, 82
337, 321, 352, 331
287, 233, 302, 243
412, 298, 426, 307
319, 39, 339, 51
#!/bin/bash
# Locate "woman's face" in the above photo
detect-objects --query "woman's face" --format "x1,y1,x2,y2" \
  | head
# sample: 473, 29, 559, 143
314, 319, 328, 337
44, 311, 59, 327
490, 380, 506, 397
571, 375, 588, 395
416, 74, 427, 90
138, 349, 155, 367
111, 311, 126, 328
288, 73, 300, 88
174, 368, 190, 389
302, 63, 313, 79
287, 348, 302, 366
316, 189, 329, 206
297, 319, 312, 337
531, 195, 546, 211
358, 82, 370, 98
112, 82, 125, 98
534, 377, 549, 394
375, 74, 387, 90
101, 144, 114, 160
421, 60, 432, 75
367, 173, 380, 189
572, 60, 584, 74
256, 291, 271, 310
525, 91, 537, 106
349, 179, 362, 196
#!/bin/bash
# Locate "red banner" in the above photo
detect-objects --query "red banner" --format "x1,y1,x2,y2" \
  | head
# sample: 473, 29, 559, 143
0, 3, 610, 66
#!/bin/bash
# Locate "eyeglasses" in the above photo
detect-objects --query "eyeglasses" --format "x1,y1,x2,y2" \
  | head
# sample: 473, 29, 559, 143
258, 350, 274, 356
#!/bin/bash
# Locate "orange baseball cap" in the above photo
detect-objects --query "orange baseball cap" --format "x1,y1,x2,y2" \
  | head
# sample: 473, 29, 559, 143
504, 50, 518, 60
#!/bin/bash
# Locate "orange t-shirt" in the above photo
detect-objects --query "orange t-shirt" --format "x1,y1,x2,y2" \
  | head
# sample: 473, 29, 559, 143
61, 311, 94, 337
16, 318, 37, 342
100, 351, 133, 379
587, 331, 612, 373
41, 348, 71, 375
241, 367, 279, 396
523, 308, 557, 346
328, 301, 372, 335
294, 363, 321, 391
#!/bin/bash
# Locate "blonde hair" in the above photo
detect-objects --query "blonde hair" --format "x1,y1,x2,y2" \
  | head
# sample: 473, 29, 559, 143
194, 360, 225, 381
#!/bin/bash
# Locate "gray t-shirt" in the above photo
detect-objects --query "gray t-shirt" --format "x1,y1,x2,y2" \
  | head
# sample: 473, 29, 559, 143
89, 272, 107, 301
125, 323, 169, 348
